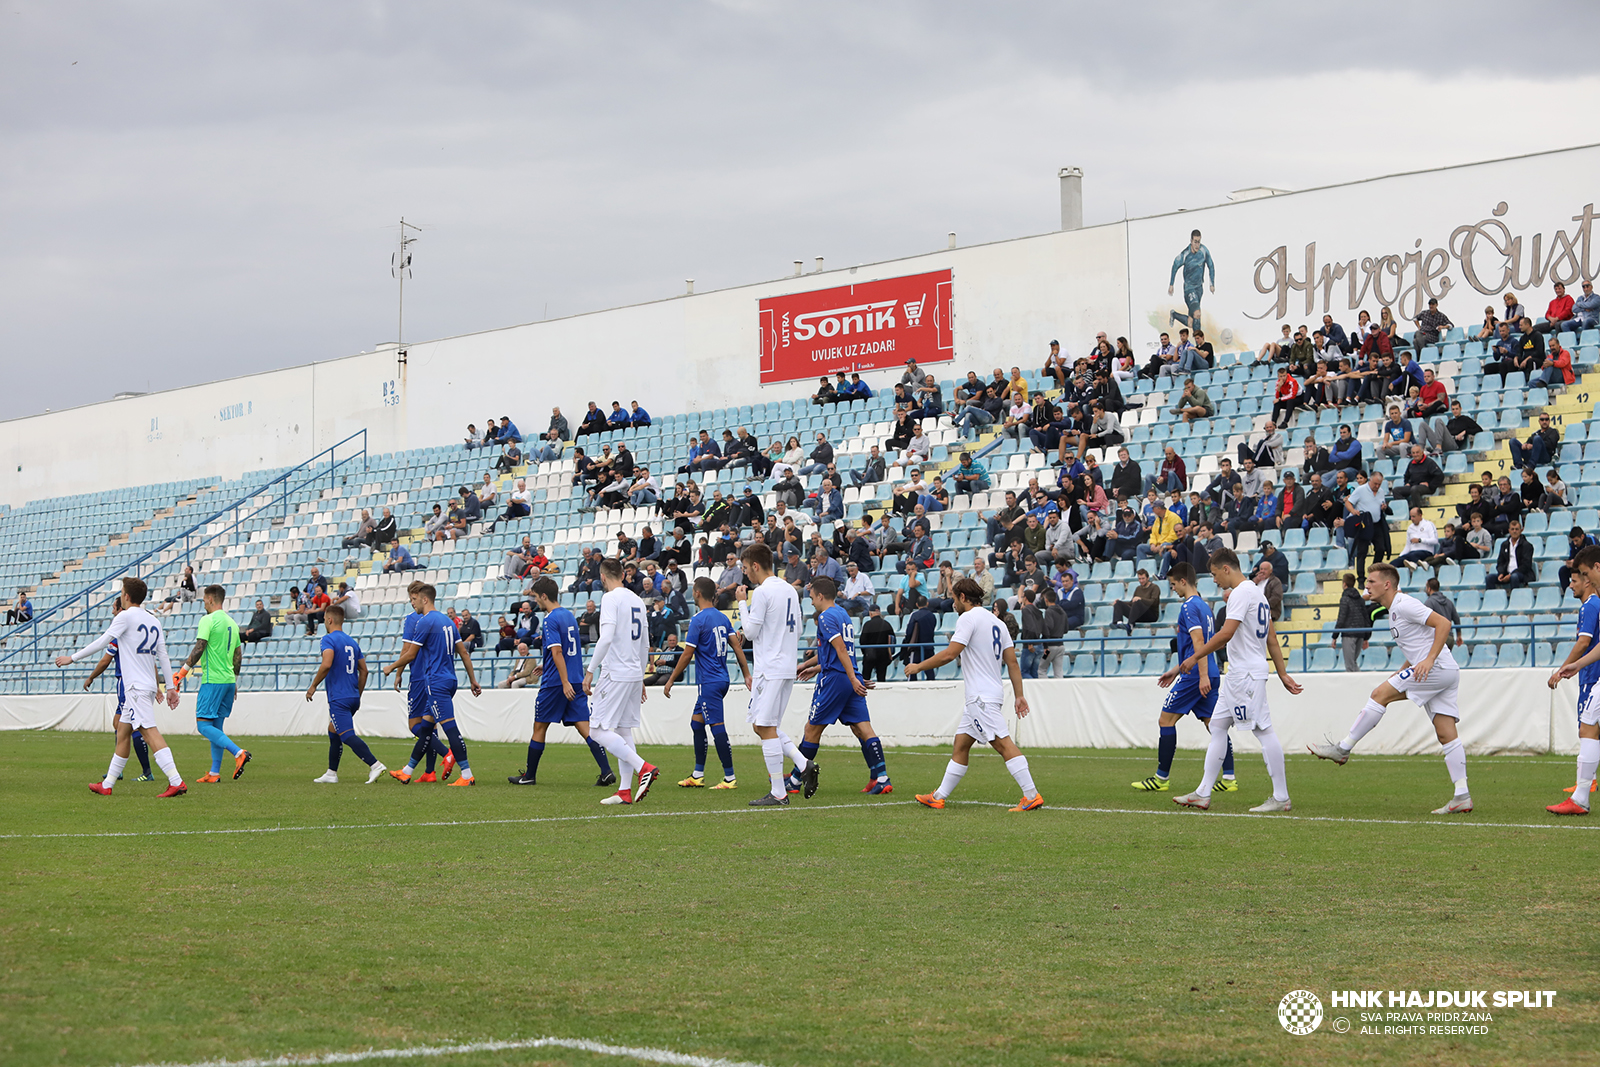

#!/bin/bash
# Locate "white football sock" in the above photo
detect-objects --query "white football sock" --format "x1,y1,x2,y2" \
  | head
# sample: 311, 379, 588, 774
1575, 737, 1599, 810
1196, 716, 1232, 797
1255, 726, 1289, 802
1441, 737, 1467, 796
590, 728, 643, 778
934, 760, 967, 800
618, 728, 650, 769
103, 754, 128, 790
1004, 755, 1038, 799
153, 746, 182, 786
778, 729, 807, 771
762, 737, 786, 797
1340, 699, 1386, 752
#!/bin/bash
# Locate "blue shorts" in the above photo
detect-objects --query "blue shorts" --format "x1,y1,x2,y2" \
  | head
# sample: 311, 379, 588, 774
328, 698, 360, 735
408, 679, 458, 723
1162, 676, 1219, 720
809, 676, 871, 727
196, 682, 236, 721
693, 678, 729, 727
534, 687, 590, 725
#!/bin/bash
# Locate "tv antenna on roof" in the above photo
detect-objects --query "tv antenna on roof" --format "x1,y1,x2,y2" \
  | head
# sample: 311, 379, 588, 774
392, 217, 421, 375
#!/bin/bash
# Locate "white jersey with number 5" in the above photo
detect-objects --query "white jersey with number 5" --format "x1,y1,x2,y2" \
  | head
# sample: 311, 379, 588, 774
743, 575, 800, 679
1387, 591, 1459, 671
1223, 580, 1272, 679
953, 606, 1012, 704
592, 586, 649, 681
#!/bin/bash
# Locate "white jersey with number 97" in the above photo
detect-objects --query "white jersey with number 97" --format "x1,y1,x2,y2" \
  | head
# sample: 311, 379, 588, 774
953, 606, 1012, 704
1223, 580, 1272, 679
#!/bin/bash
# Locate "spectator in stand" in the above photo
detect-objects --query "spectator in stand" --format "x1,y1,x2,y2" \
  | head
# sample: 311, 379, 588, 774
457, 485, 482, 523
530, 430, 563, 463
1270, 367, 1305, 428
713, 552, 742, 609
1344, 470, 1390, 581
629, 400, 651, 427
1335, 573, 1370, 671
1391, 444, 1444, 508
497, 642, 537, 688
1171, 378, 1214, 424
383, 542, 419, 573
1394, 506, 1440, 570
1108, 445, 1142, 504
575, 401, 607, 437
6, 588, 32, 625
1558, 526, 1597, 598
809, 376, 838, 406
797, 432, 833, 477
329, 581, 362, 622
1375, 404, 1413, 460
1073, 400, 1123, 462
1329, 424, 1364, 481
1000, 390, 1032, 441
806, 478, 844, 523
1145, 446, 1188, 495
1411, 298, 1453, 348
473, 474, 498, 513
912, 374, 944, 419
494, 437, 522, 473
1475, 306, 1500, 342
241, 599, 273, 642
1536, 282, 1576, 335
1509, 412, 1561, 470
1111, 568, 1160, 634
1254, 560, 1283, 621
303, 585, 330, 635
628, 466, 660, 508
546, 406, 570, 441
1134, 500, 1181, 578
1501, 290, 1527, 325
1539, 466, 1568, 513
463, 423, 482, 450
839, 561, 875, 616
1570, 279, 1600, 332
1532, 337, 1575, 390
501, 537, 535, 581
495, 415, 521, 444
1488, 518, 1534, 590
457, 608, 483, 652
485, 478, 531, 533
1378, 306, 1409, 348
951, 452, 990, 499
1237, 421, 1285, 469
158, 566, 199, 613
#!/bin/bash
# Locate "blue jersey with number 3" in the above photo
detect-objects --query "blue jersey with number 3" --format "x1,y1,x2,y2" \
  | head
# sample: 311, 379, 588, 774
686, 607, 733, 684
539, 607, 583, 692
321, 630, 365, 705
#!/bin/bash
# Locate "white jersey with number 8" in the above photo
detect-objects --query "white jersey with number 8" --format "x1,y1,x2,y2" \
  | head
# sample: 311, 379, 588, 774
953, 606, 1012, 704
1223, 580, 1271, 679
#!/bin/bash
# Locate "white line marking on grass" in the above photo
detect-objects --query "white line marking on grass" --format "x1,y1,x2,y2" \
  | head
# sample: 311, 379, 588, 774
5, 801, 912, 841
119, 1036, 773, 1067
960, 800, 1600, 831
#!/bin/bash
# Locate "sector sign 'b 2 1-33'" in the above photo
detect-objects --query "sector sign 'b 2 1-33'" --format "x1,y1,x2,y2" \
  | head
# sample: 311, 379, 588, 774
758, 269, 953, 385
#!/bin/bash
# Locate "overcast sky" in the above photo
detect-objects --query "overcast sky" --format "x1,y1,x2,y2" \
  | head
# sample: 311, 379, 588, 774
2, 1, 1597, 420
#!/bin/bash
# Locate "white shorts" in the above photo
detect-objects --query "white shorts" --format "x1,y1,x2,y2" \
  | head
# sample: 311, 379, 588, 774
1580, 684, 1600, 727
118, 689, 158, 731
746, 676, 795, 728
1216, 673, 1272, 732
590, 676, 643, 731
1387, 664, 1460, 721
956, 697, 1009, 743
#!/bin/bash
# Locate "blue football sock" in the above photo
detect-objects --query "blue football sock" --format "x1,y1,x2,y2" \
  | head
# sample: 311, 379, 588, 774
130, 730, 152, 775
407, 735, 430, 772
586, 736, 613, 775
1222, 736, 1236, 777
526, 739, 545, 778
340, 730, 376, 767
860, 736, 887, 780
710, 724, 735, 778
1157, 726, 1178, 778
328, 732, 344, 771
440, 719, 469, 770
196, 717, 239, 773
691, 719, 708, 776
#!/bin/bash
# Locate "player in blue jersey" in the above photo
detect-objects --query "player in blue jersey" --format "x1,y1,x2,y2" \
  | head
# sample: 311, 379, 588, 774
382, 582, 483, 786
793, 576, 892, 795
384, 581, 453, 781
306, 604, 387, 784
1168, 228, 1215, 333
1549, 546, 1600, 814
1133, 563, 1234, 792
507, 577, 617, 787
663, 576, 751, 789
81, 595, 155, 782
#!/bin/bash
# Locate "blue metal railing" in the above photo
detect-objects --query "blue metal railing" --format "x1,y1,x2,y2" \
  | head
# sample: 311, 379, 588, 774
0, 430, 367, 665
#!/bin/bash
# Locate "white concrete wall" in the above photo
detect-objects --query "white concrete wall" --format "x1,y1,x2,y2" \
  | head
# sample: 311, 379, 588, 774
2, 144, 1591, 509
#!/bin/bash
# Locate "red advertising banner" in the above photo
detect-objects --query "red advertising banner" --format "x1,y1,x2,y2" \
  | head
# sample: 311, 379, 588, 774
758, 269, 953, 385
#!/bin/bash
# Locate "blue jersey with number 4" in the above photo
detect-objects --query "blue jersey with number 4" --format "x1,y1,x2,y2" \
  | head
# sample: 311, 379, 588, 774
403, 609, 459, 689
321, 630, 365, 705
685, 607, 733, 684
816, 605, 857, 677
539, 607, 584, 692
1580, 595, 1600, 698
1176, 595, 1218, 680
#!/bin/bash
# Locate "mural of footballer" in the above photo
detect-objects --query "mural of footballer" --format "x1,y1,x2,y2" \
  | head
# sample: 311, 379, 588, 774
1168, 228, 1215, 331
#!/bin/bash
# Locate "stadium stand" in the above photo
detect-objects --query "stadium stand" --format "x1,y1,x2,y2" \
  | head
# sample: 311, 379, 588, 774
3, 318, 1599, 694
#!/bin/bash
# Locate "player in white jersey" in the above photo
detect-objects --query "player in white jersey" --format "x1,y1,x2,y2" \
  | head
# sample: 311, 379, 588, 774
55, 576, 188, 797
1158, 547, 1301, 813
1307, 561, 1471, 813
733, 541, 816, 807
906, 577, 1043, 812
584, 558, 661, 807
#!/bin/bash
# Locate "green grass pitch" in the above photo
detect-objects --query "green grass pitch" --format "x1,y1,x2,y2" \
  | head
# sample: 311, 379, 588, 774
4, 731, 1599, 1067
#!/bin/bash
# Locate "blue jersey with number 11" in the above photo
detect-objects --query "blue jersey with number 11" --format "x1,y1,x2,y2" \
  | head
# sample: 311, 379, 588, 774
1176, 595, 1218, 679
403, 609, 459, 689
685, 607, 733, 684
539, 608, 583, 692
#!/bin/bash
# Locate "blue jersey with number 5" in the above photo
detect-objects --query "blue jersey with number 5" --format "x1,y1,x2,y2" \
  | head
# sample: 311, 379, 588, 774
321, 630, 365, 705
540, 607, 583, 692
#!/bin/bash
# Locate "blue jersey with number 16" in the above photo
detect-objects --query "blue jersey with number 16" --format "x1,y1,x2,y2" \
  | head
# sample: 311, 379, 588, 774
321, 629, 365, 705
816, 605, 857, 676
685, 607, 733, 684
1176, 595, 1219, 679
